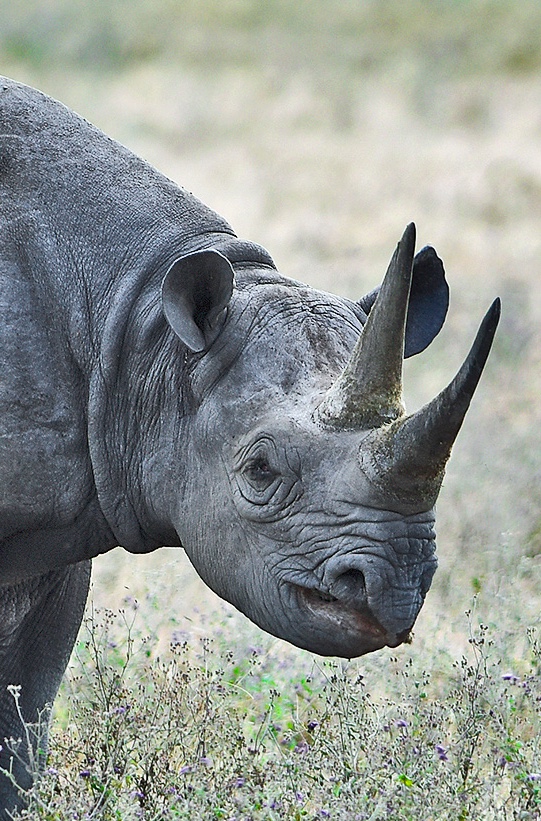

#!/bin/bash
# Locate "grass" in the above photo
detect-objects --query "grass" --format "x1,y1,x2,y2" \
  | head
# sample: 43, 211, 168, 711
3, 0, 541, 78
3, 0, 541, 817
9, 590, 541, 820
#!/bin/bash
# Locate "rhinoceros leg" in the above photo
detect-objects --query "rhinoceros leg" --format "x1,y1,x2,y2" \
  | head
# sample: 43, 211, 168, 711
0, 560, 91, 818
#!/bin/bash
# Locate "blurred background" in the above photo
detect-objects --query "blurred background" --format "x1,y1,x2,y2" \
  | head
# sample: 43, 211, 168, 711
3, 0, 541, 657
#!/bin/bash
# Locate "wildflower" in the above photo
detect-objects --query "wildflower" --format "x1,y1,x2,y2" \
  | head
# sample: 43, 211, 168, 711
200, 756, 213, 767
395, 719, 408, 729
307, 720, 319, 732
79, 769, 91, 779
179, 765, 194, 775
528, 773, 541, 781
234, 777, 245, 788
435, 744, 448, 761
502, 672, 520, 684
112, 705, 129, 715
47, 767, 59, 776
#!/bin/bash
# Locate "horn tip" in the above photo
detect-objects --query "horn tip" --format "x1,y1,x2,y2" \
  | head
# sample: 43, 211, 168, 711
481, 297, 501, 341
401, 222, 416, 250
489, 296, 502, 322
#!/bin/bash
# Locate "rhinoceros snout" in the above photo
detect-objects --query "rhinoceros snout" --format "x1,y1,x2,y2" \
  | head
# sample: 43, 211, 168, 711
324, 554, 424, 637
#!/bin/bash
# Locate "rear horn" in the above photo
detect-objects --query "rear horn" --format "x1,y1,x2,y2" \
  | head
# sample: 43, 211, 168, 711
316, 223, 415, 429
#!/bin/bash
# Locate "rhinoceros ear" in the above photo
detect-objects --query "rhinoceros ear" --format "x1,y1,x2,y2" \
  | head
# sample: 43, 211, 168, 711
162, 249, 234, 352
359, 245, 449, 358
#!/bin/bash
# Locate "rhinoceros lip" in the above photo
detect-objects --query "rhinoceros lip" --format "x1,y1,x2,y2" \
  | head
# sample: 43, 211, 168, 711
294, 584, 410, 650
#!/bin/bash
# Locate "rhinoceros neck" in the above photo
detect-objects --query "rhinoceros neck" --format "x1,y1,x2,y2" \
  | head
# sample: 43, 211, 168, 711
0, 77, 257, 553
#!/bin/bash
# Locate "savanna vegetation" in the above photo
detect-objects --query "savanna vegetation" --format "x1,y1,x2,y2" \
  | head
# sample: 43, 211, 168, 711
2, 1, 541, 818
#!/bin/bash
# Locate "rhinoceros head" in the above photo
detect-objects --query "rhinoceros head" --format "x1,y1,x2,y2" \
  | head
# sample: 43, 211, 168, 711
160, 224, 499, 658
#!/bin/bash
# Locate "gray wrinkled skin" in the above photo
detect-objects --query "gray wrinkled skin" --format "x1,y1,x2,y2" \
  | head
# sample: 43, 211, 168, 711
0, 77, 496, 816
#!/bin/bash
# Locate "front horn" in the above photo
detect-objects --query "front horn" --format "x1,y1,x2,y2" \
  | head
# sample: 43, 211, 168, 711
316, 223, 416, 430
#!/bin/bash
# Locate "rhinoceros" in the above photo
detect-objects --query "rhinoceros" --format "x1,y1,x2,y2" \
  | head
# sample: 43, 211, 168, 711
0, 76, 499, 815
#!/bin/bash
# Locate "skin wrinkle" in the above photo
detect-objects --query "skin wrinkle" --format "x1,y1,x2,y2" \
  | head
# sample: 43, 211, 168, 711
241, 302, 361, 365
274, 522, 435, 581
251, 510, 435, 590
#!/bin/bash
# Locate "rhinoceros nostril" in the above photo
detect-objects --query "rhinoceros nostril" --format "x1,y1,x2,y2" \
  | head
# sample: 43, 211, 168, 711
332, 568, 367, 602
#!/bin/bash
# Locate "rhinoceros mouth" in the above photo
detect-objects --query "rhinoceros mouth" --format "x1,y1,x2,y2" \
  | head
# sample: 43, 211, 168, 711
293, 584, 412, 655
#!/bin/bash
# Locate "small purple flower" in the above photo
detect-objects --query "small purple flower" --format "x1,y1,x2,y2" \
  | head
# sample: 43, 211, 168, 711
528, 773, 541, 781
307, 720, 319, 732
200, 756, 213, 767
294, 741, 310, 754
435, 744, 448, 761
395, 719, 408, 729
234, 777, 245, 788
179, 765, 194, 775
47, 767, 59, 776
296, 792, 304, 803
502, 672, 520, 684
112, 705, 129, 715
79, 769, 91, 779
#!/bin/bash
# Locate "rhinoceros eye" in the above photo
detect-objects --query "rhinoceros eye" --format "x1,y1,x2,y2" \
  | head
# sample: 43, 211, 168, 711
244, 455, 277, 492
232, 434, 300, 518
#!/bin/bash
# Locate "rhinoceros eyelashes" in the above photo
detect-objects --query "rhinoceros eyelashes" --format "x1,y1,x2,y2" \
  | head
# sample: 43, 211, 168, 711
315, 224, 500, 507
